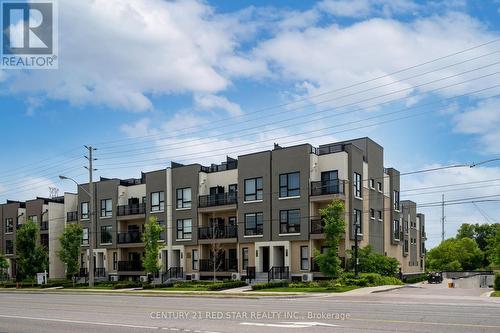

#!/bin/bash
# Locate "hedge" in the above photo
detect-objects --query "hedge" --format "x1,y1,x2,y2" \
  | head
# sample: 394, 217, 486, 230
495, 273, 500, 291
251, 281, 289, 290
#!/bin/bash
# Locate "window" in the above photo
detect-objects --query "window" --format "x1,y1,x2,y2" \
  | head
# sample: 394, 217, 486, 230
158, 220, 166, 241
29, 215, 38, 223
369, 179, 375, 189
81, 202, 89, 219
176, 188, 191, 209
279, 172, 300, 197
370, 208, 375, 219
377, 182, 382, 192
300, 246, 309, 271
393, 220, 400, 240
176, 219, 192, 240
394, 190, 400, 211
5, 218, 13, 233
100, 226, 112, 244
192, 249, 199, 270
280, 209, 301, 234
244, 212, 263, 236
404, 220, 409, 234
100, 199, 112, 217
82, 227, 89, 245
151, 191, 165, 212
242, 248, 249, 270
378, 210, 383, 221
5, 240, 13, 255
113, 252, 118, 270
354, 172, 362, 198
353, 209, 362, 234
244, 177, 263, 201
404, 239, 409, 253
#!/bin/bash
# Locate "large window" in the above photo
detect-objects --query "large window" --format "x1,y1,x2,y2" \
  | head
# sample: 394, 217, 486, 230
5, 218, 13, 233
29, 215, 38, 223
244, 212, 263, 236
353, 209, 362, 234
176, 188, 192, 209
82, 227, 89, 245
100, 225, 112, 244
192, 249, 199, 270
354, 172, 362, 198
176, 219, 192, 240
393, 220, 400, 240
151, 191, 165, 212
100, 199, 112, 217
242, 248, 249, 270
5, 240, 13, 255
81, 202, 89, 219
158, 220, 166, 241
300, 246, 309, 271
394, 190, 400, 211
244, 177, 263, 201
279, 172, 300, 197
280, 209, 301, 234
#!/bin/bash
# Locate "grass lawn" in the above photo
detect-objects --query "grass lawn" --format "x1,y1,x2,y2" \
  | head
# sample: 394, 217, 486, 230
257, 285, 358, 293
491, 291, 500, 297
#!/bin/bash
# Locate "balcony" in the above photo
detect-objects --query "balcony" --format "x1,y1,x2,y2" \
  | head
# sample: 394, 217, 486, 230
40, 221, 48, 231
198, 225, 237, 240
310, 179, 345, 196
67, 211, 78, 222
117, 230, 143, 244
199, 258, 238, 272
117, 261, 143, 272
199, 192, 237, 208
117, 203, 146, 216
310, 219, 324, 234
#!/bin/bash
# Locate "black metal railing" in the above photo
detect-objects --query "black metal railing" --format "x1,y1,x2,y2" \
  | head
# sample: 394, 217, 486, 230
310, 219, 324, 234
67, 211, 78, 222
117, 203, 146, 216
198, 192, 237, 208
117, 230, 143, 244
94, 267, 106, 277
198, 225, 237, 239
310, 179, 345, 196
268, 266, 289, 282
117, 261, 143, 271
199, 258, 238, 272
162, 267, 184, 282
40, 221, 48, 231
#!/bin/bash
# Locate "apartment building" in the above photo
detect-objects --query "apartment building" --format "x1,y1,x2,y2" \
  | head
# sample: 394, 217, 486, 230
0, 137, 426, 282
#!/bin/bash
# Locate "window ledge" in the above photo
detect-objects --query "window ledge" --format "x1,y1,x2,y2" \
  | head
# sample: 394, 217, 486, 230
243, 200, 263, 204
100, 216, 112, 219
100, 243, 112, 246
370, 217, 375, 220
279, 233, 301, 236
244, 235, 263, 238
378, 219, 383, 222
81, 218, 90, 221
150, 210, 165, 214
354, 196, 363, 200
176, 238, 192, 242
278, 196, 301, 200
176, 207, 191, 211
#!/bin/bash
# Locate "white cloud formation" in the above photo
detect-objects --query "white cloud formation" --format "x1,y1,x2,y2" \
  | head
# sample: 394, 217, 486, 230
194, 94, 243, 115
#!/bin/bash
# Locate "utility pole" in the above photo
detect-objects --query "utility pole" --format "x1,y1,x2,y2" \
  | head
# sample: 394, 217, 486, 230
84, 145, 97, 288
441, 194, 445, 243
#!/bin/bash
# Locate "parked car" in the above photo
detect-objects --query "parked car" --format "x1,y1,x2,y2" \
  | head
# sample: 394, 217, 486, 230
428, 272, 443, 284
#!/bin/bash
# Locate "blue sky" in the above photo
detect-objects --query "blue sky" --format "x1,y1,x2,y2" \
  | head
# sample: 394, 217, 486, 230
1, 0, 500, 248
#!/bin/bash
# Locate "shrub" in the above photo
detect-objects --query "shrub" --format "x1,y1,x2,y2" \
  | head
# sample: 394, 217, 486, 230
251, 281, 289, 290
112, 282, 143, 289
206, 280, 246, 291
495, 273, 500, 291
404, 274, 428, 284
347, 245, 399, 276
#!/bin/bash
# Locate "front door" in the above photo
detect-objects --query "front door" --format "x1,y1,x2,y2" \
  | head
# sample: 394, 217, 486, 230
262, 247, 270, 272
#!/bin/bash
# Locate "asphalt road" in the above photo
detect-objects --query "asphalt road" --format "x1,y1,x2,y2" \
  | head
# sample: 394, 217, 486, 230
0, 285, 499, 333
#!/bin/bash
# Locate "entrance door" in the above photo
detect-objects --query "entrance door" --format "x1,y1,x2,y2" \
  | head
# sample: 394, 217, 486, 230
262, 247, 270, 272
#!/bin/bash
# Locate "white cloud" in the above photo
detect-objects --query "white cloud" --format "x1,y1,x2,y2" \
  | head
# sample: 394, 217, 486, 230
317, 0, 419, 18
194, 94, 243, 116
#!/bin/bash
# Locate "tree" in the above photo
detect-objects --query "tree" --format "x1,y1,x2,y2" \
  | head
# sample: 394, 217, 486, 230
426, 237, 483, 271
456, 223, 500, 267
15, 219, 48, 281
487, 229, 500, 269
58, 224, 83, 286
0, 254, 9, 280
347, 245, 399, 276
314, 199, 346, 278
142, 216, 163, 282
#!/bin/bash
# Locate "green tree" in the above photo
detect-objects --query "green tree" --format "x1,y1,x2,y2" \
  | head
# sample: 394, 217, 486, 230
58, 223, 83, 286
347, 245, 399, 276
427, 237, 483, 271
488, 229, 500, 268
314, 199, 346, 278
142, 216, 163, 282
456, 223, 500, 267
0, 254, 9, 280
15, 219, 48, 281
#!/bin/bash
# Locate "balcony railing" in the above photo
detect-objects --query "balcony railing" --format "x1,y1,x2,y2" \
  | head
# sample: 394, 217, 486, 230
94, 267, 106, 277
268, 266, 289, 282
198, 192, 237, 208
117, 230, 143, 244
310, 179, 345, 196
198, 225, 237, 239
199, 258, 238, 272
117, 203, 146, 216
67, 211, 78, 222
162, 267, 183, 282
117, 261, 143, 271
310, 219, 324, 234
40, 221, 48, 231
